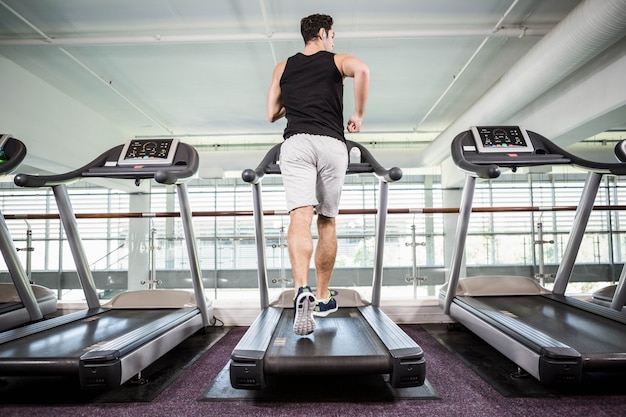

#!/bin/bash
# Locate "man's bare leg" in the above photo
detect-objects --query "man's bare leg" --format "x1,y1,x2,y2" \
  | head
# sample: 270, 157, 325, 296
288, 206, 315, 290
288, 206, 316, 335
314, 215, 337, 300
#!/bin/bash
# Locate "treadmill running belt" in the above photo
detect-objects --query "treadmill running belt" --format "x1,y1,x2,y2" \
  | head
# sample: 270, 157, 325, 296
462, 295, 626, 354
264, 308, 392, 375
0, 308, 196, 360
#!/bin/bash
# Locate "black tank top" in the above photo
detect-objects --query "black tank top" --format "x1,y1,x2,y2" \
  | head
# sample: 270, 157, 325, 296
280, 51, 345, 142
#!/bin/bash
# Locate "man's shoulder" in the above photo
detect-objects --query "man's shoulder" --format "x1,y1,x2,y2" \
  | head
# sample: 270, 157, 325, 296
334, 52, 355, 61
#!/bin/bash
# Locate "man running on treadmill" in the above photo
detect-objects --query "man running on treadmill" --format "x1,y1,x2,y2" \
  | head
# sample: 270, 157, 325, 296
265, 13, 370, 335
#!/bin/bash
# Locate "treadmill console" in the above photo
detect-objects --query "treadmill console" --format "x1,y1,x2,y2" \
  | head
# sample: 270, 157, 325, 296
117, 138, 180, 166
470, 126, 534, 153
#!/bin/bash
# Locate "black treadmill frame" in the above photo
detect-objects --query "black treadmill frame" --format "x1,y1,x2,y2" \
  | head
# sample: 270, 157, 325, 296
0, 140, 212, 389
0, 135, 57, 329
441, 127, 626, 385
230, 140, 425, 390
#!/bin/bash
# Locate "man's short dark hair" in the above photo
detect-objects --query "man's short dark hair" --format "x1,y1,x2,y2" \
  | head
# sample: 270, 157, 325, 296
300, 14, 333, 44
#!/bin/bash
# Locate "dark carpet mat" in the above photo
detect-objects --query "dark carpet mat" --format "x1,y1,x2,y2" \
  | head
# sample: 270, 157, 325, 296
199, 362, 439, 402
0, 326, 230, 404
422, 323, 626, 397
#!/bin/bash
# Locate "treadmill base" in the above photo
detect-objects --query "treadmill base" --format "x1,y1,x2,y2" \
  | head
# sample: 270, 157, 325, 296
206, 362, 438, 402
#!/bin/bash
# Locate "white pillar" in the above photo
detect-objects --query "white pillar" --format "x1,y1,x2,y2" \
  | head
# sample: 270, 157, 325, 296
441, 157, 467, 282
127, 191, 151, 290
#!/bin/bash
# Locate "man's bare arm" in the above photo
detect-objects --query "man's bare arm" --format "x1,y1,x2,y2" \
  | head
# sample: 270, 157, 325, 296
266, 61, 287, 122
337, 54, 370, 132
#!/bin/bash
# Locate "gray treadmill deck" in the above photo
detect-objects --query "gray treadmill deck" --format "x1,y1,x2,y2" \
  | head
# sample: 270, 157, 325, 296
264, 308, 392, 375
457, 294, 626, 355
0, 308, 197, 360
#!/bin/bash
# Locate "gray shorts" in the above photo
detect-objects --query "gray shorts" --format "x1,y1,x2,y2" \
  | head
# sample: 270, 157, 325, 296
280, 134, 348, 217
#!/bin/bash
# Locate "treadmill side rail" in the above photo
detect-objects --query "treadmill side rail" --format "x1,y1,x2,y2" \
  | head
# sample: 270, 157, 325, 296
0, 308, 107, 345
538, 348, 583, 385
230, 307, 283, 389
453, 297, 583, 385
359, 305, 426, 387
78, 308, 202, 389
79, 349, 122, 390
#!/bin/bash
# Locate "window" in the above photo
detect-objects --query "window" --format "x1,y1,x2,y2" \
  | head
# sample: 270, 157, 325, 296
1, 168, 625, 301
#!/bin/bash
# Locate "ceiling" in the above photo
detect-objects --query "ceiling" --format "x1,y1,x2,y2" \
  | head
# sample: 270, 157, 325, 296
0, 0, 625, 182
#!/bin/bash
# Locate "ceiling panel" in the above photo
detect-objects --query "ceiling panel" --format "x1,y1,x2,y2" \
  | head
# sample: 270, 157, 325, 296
1, 0, 623, 176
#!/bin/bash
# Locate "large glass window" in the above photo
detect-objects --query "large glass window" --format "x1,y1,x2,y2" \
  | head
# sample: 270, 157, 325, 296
1, 168, 626, 302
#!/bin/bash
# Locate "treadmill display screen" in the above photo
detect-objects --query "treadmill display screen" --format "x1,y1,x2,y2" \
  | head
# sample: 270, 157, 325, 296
117, 138, 179, 166
471, 126, 534, 153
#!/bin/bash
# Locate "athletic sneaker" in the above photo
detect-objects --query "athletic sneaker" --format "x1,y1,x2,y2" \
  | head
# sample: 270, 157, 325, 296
313, 290, 338, 317
293, 286, 316, 336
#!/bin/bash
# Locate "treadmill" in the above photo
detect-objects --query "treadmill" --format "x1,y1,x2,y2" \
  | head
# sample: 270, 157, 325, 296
0, 134, 57, 331
591, 140, 626, 311
441, 125, 626, 386
0, 138, 213, 389
230, 140, 425, 390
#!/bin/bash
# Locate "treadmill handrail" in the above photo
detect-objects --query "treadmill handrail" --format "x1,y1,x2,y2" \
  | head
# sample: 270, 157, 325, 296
241, 140, 403, 184
348, 141, 403, 183
450, 131, 501, 179
615, 140, 626, 163
14, 147, 113, 188
451, 129, 626, 179
241, 143, 282, 184
0, 135, 45, 324
541, 137, 626, 175
0, 135, 27, 176
242, 140, 401, 310
14, 142, 199, 188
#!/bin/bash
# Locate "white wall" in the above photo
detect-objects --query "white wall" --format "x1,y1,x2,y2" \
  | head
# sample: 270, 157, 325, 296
0, 55, 129, 173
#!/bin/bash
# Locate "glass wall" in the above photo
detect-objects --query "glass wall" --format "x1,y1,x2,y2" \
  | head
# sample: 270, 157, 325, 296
1, 168, 626, 302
